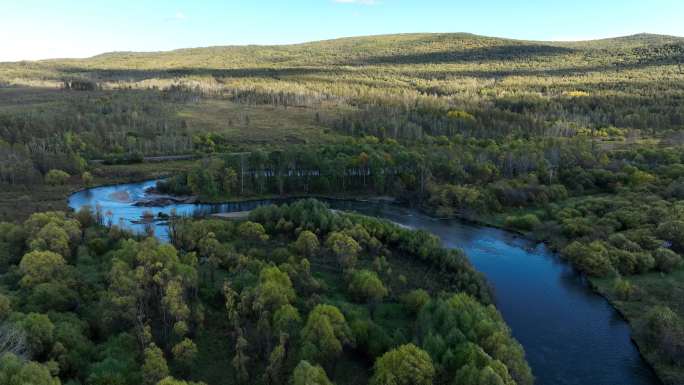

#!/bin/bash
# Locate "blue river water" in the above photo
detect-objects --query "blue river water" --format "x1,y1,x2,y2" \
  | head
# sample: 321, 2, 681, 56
68, 181, 661, 385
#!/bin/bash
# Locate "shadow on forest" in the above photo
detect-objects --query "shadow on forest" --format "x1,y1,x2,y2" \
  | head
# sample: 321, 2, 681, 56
403, 60, 679, 79
54, 66, 342, 82
13, 42, 681, 84
49, 62, 674, 84
354, 44, 578, 65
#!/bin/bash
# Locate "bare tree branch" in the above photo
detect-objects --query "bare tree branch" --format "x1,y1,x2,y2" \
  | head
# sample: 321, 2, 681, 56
0, 322, 29, 360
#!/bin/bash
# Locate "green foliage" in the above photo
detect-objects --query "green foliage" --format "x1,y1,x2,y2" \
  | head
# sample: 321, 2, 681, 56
87, 333, 141, 385
370, 344, 435, 385
273, 304, 302, 336
0, 200, 531, 385
295, 231, 320, 257
26, 282, 78, 313
24, 211, 80, 257
417, 294, 533, 385
222, 168, 239, 196
504, 214, 541, 232
142, 343, 169, 385
292, 360, 333, 385
81, 171, 93, 187
401, 289, 430, 314
156, 377, 207, 385
653, 248, 682, 273
231, 332, 250, 384
19, 251, 66, 287
253, 266, 296, 313
301, 304, 354, 365
657, 221, 684, 252
172, 338, 198, 368
613, 277, 635, 300
264, 335, 287, 385
49, 314, 94, 378
0, 353, 60, 385
640, 306, 684, 366
447, 110, 476, 123
349, 317, 394, 360
45, 169, 70, 186
29, 223, 72, 258
562, 241, 614, 277
347, 269, 388, 303
237, 221, 269, 242
16, 312, 54, 356
0, 294, 11, 320
428, 183, 484, 217
326, 232, 361, 270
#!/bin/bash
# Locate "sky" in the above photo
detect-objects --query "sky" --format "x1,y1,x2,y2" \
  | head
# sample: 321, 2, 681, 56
2, 0, 684, 62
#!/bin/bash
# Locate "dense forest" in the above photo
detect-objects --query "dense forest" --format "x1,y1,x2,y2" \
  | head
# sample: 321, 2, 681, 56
1, 32, 684, 383
2, 33, 684, 185
0, 200, 532, 385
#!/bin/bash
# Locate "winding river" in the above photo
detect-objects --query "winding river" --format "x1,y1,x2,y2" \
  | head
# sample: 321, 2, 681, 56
68, 180, 661, 385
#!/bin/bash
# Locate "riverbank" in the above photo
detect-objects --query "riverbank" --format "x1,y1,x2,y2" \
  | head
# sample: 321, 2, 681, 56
592, 273, 684, 385
466, 208, 681, 385
181, 190, 398, 206
390, 202, 677, 384
460, 206, 681, 385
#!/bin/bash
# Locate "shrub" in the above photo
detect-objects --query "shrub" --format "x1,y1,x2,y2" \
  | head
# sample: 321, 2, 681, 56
0, 294, 10, 320
350, 319, 393, 359
562, 241, 614, 277
44, 169, 70, 186
370, 344, 435, 385
656, 220, 684, 251
640, 306, 684, 364
237, 221, 269, 242
294, 231, 320, 257
81, 171, 94, 187
401, 289, 430, 314
300, 304, 354, 364
326, 232, 361, 269
504, 214, 541, 232
653, 248, 682, 273
348, 270, 388, 303
612, 277, 635, 300
292, 360, 332, 385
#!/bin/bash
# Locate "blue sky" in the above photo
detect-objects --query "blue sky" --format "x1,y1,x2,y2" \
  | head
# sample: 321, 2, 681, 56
2, 0, 684, 61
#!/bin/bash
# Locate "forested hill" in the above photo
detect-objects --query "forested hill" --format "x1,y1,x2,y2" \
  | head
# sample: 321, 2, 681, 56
3, 32, 683, 76
71, 32, 684, 66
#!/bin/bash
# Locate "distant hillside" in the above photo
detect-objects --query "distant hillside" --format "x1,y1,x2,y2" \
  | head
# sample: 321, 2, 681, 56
63, 33, 684, 64
2, 33, 683, 76
555, 33, 684, 48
